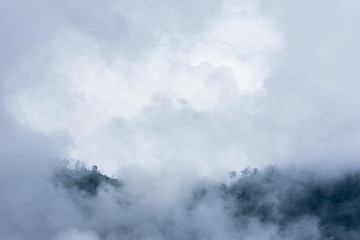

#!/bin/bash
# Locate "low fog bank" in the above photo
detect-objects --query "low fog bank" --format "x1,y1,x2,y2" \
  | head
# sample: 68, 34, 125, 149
2, 161, 360, 240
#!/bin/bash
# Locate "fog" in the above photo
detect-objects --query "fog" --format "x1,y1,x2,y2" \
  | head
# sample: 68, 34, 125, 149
1, 0, 360, 239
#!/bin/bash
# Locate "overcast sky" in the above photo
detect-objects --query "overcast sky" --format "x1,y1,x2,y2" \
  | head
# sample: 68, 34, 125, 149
2, 0, 360, 178
2, 1, 360, 239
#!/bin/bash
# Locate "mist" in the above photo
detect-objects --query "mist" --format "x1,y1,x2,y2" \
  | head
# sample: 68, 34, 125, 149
4, 163, 360, 239
1, 0, 360, 239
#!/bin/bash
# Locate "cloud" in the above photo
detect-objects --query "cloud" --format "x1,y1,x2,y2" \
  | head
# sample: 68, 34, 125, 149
4, 164, 357, 240
249, 0, 360, 173
1, 0, 360, 239
5, 0, 281, 175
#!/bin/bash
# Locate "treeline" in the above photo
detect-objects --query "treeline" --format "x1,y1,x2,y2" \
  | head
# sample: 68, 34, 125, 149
53, 161, 121, 196
52, 163, 360, 239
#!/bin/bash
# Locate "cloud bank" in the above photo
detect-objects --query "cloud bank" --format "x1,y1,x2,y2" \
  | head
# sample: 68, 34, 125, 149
5, 0, 281, 175
1, 0, 360, 239
5, 164, 360, 239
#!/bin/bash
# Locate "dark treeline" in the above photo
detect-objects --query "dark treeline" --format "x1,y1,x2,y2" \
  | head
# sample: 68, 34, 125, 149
53, 162, 121, 196
212, 167, 360, 240
53, 164, 360, 240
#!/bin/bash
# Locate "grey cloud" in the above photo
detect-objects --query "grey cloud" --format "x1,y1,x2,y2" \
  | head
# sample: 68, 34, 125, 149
4, 164, 359, 239
1, 0, 360, 239
232, 0, 360, 172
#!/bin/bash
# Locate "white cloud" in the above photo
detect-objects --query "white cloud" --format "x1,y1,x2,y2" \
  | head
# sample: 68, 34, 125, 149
6, 0, 281, 175
3, 0, 360, 239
